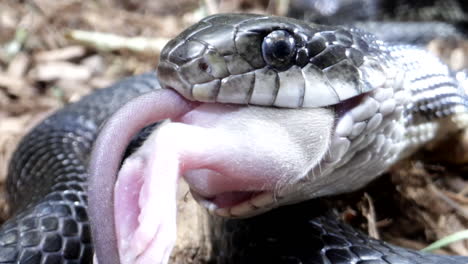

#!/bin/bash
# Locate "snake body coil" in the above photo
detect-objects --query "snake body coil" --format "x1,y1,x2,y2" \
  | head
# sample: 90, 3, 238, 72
3, 12, 468, 264
3, 74, 161, 263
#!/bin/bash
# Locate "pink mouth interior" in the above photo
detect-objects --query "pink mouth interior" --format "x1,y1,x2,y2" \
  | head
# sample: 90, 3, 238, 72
182, 167, 268, 209
208, 191, 262, 208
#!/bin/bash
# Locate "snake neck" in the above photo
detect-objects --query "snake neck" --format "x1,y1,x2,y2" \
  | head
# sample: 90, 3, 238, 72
392, 45, 468, 151
285, 43, 468, 204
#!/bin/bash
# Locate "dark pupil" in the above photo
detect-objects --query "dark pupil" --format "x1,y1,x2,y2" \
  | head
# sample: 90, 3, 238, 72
272, 40, 292, 60
262, 30, 296, 70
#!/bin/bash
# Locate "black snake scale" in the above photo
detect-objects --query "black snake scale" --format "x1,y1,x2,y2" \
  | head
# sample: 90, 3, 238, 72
3, 2, 468, 264
3, 74, 161, 263
214, 200, 468, 264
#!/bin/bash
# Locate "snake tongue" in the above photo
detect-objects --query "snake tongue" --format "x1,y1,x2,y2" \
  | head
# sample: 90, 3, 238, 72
113, 103, 334, 264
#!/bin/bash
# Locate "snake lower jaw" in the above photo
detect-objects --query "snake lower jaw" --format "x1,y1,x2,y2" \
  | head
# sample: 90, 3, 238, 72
191, 190, 278, 218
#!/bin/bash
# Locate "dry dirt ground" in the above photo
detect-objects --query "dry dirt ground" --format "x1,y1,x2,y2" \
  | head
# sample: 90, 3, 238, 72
1, 0, 468, 262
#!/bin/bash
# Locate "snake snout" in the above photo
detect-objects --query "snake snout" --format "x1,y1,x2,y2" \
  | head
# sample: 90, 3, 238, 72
157, 61, 193, 100
158, 33, 256, 105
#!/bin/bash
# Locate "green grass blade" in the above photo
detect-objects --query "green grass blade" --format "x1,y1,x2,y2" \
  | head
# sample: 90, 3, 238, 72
422, 230, 468, 252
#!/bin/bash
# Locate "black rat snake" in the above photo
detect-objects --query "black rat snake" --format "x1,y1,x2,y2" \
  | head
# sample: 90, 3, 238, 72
4, 2, 468, 264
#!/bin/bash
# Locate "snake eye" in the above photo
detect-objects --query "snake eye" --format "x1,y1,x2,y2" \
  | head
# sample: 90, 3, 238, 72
262, 30, 296, 70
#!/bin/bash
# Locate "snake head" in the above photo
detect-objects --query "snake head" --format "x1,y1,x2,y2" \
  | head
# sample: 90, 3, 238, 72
158, 13, 389, 108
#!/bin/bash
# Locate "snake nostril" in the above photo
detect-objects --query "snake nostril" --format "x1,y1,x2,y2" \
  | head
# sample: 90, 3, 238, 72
199, 62, 209, 72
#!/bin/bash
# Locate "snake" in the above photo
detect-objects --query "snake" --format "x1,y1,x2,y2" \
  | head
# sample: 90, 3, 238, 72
2, 9, 468, 264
